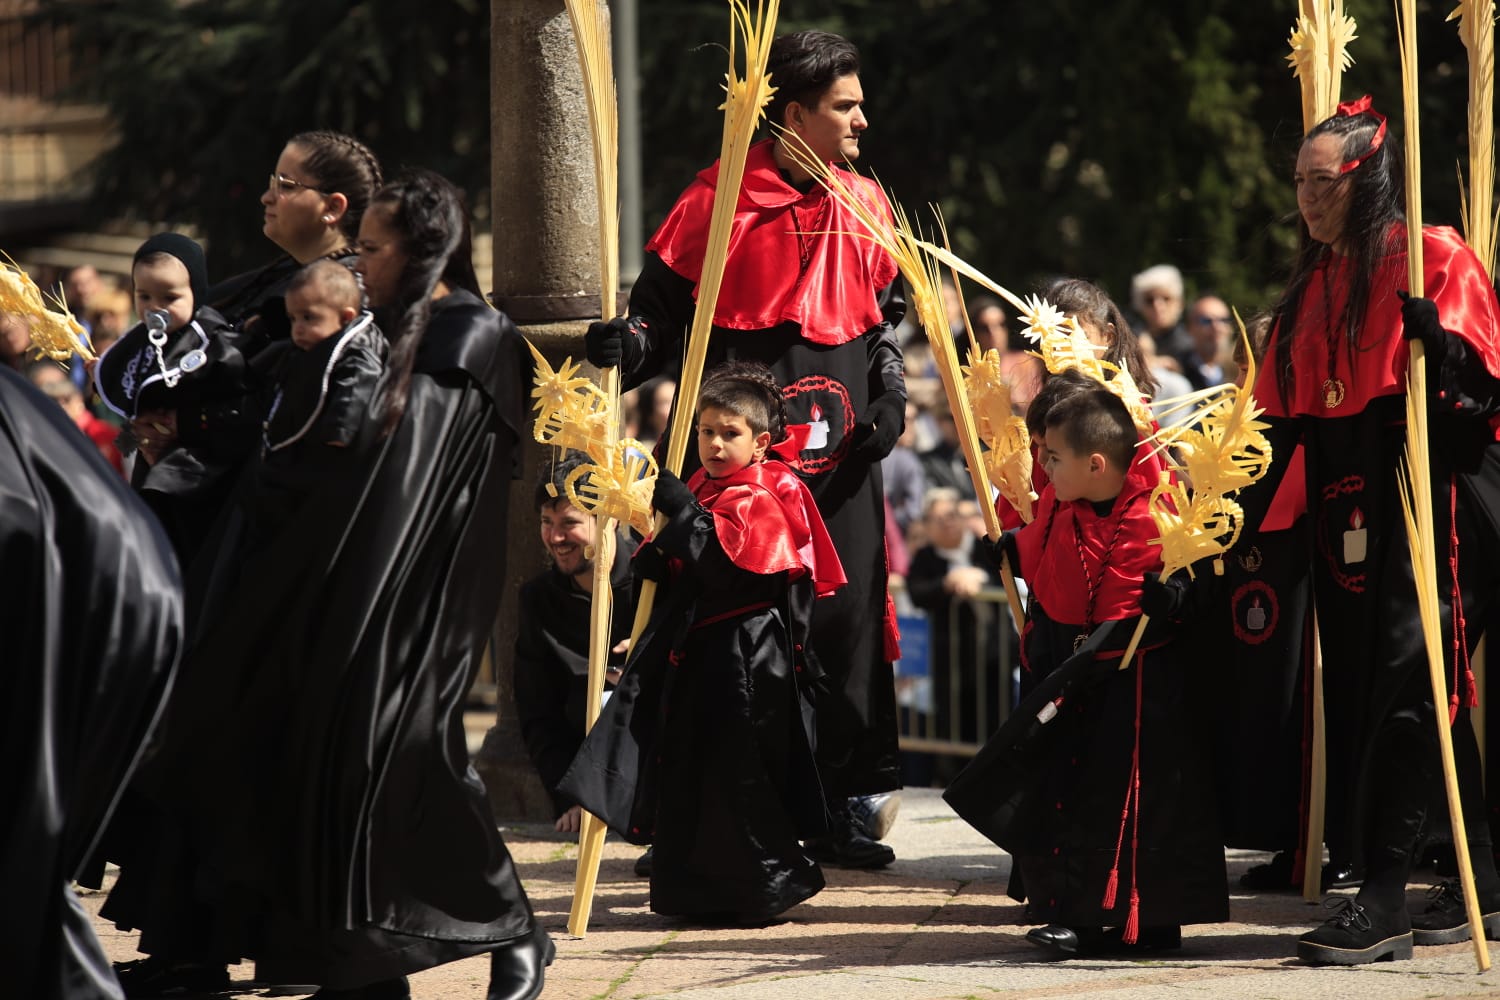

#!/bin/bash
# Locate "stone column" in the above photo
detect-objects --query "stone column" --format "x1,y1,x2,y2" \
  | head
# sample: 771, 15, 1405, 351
476, 0, 611, 821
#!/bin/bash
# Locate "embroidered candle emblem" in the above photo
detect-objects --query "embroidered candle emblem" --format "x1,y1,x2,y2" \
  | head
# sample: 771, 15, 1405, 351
1321, 377, 1346, 409
806, 402, 829, 450
1246, 596, 1267, 632
1343, 507, 1367, 564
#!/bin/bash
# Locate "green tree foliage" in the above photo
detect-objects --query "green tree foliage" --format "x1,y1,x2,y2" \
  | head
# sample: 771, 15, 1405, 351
40, 0, 489, 276
43, 0, 1486, 315
637, 0, 1480, 317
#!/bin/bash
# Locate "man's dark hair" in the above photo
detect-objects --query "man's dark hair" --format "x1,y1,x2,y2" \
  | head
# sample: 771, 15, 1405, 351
764, 30, 861, 129
1044, 386, 1137, 472
534, 450, 592, 511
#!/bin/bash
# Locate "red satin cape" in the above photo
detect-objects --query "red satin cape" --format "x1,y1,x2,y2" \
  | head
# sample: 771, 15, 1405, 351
646, 139, 901, 346
1258, 225, 1500, 431
1015, 475, 1164, 626
687, 459, 847, 596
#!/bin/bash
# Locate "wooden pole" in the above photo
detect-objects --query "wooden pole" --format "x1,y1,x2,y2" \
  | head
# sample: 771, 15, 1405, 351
1303, 610, 1326, 903
563, 0, 620, 937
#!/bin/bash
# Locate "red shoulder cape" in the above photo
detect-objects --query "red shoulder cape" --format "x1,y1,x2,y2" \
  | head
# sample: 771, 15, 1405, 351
646, 139, 901, 345
1014, 476, 1164, 626
687, 459, 846, 596
1258, 225, 1500, 423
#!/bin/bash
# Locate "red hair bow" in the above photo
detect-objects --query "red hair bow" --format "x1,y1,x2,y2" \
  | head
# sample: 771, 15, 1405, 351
1334, 94, 1387, 174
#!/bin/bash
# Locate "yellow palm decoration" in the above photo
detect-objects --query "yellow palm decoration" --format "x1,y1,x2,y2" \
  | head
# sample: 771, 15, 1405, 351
1, 254, 95, 362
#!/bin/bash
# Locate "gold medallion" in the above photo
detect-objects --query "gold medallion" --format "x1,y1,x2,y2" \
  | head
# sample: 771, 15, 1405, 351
1321, 377, 1345, 409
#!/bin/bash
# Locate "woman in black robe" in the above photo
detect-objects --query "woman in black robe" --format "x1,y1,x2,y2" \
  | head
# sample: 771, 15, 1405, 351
124, 169, 549, 1000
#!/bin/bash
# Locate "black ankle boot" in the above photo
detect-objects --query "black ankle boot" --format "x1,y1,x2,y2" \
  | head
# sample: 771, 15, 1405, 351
1410, 879, 1500, 945
486, 925, 556, 1000
1297, 898, 1412, 965
804, 801, 894, 869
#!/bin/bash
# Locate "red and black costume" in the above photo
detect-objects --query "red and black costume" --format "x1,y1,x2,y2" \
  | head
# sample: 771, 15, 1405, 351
1246, 225, 1500, 910
611, 138, 906, 801
563, 457, 846, 922
947, 476, 1228, 935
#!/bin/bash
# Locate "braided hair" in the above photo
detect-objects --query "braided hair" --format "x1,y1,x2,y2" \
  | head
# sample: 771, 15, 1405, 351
697, 361, 787, 444
289, 130, 384, 241
368, 168, 478, 435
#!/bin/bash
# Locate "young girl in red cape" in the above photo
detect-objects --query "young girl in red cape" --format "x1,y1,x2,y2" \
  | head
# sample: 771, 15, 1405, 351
562, 361, 845, 925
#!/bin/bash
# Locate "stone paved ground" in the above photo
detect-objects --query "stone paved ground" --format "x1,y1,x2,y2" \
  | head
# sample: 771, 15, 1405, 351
84, 788, 1500, 999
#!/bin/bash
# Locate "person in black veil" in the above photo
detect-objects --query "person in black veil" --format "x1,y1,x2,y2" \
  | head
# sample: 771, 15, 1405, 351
113, 168, 549, 1000
0, 366, 183, 1000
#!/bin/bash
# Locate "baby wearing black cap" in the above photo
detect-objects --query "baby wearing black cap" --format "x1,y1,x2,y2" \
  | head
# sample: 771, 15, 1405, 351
93, 232, 261, 562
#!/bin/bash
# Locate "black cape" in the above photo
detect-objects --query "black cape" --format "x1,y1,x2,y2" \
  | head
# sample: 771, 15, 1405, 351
122, 288, 537, 989
0, 367, 183, 1000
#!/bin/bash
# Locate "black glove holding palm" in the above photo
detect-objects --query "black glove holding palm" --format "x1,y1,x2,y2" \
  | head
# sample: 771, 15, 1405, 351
851, 392, 905, 461
977, 529, 1020, 574
584, 316, 645, 370
1138, 571, 1191, 621
1399, 292, 1450, 362
651, 468, 696, 518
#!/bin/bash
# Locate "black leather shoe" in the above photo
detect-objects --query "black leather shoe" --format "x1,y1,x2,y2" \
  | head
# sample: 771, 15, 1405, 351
310, 978, 409, 1000
1024, 924, 1104, 959
487, 925, 556, 1000
634, 846, 654, 878
1297, 898, 1413, 965
804, 803, 895, 869
114, 957, 230, 998
1410, 879, 1500, 945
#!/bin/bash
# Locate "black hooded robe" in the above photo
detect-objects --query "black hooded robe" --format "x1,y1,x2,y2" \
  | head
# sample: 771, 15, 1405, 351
117, 288, 537, 989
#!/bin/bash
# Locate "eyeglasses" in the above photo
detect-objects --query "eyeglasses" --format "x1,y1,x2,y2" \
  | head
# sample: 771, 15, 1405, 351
1195, 314, 1233, 327
268, 173, 327, 198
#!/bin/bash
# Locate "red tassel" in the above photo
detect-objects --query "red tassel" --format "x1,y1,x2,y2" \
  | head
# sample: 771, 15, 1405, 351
1467, 668, 1480, 709
1123, 888, 1141, 944
1101, 868, 1119, 910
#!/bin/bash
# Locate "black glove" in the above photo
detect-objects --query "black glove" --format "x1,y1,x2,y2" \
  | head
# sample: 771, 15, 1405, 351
651, 469, 696, 518
631, 542, 670, 583
584, 315, 646, 370
852, 392, 904, 461
1138, 571, 1190, 620
1399, 292, 1449, 364
978, 529, 1020, 573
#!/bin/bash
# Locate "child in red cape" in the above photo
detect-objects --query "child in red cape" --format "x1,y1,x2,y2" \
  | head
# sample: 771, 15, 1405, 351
562, 361, 845, 926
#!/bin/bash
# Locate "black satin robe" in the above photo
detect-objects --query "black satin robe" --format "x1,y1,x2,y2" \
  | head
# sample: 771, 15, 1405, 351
115, 288, 537, 989
945, 607, 1228, 929
0, 367, 184, 1000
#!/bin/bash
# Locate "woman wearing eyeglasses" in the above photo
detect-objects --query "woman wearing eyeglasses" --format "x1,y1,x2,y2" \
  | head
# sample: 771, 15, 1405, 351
1240, 95, 1500, 966
209, 131, 383, 338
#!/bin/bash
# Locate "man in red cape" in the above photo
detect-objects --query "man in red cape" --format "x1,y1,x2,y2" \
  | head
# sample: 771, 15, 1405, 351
586, 30, 906, 867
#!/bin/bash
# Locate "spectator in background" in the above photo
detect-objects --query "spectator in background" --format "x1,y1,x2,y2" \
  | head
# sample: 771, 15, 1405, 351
882, 400, 927, 537
26, 360, 123, 473
1129, 264, 1191, 371
1, 313, 32, 370
1181, 294, 1235, 391
634, 375, 676, 453
906, 488, 1006, 772
919, 406, 976, 500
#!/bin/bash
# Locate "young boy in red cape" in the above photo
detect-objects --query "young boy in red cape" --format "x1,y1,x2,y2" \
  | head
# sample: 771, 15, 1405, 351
562, 362, 845, 926
946, 378, 1227, 957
